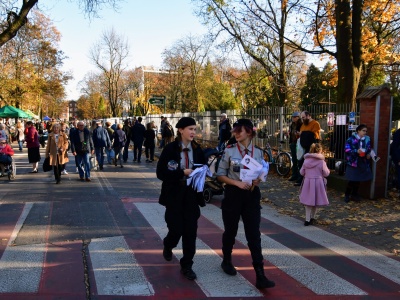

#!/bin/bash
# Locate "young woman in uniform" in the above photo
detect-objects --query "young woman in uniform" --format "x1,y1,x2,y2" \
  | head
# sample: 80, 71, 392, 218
216, 118, 275, 289
156, 117, 206, 281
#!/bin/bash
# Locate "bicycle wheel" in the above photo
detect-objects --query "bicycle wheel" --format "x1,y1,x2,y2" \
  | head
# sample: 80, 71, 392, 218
276, 152, 292, 176
263, 150, 271, 163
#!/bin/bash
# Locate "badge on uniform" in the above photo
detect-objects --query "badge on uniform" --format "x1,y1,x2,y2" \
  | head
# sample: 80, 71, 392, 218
168, 160, 179, 170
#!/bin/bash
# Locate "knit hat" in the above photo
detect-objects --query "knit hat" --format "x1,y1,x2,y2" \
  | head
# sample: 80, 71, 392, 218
175, 117, 196, 128
292, 112, 300, 117
233, 119, 254, 130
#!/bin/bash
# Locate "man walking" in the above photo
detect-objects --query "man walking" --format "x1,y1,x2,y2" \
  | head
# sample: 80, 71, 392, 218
105, 121, 115, 164
131, 117, 146, 163
294, 111, 321, 186
288, 112, 302, 181
70, 121, 94, 182
92, 120, 111, 170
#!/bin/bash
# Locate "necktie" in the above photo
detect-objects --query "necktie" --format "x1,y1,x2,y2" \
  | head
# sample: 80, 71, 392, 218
244, 148, 249, 155
183, 148, 189, 169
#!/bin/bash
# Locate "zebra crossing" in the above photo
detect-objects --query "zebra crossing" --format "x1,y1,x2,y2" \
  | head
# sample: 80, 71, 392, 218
0, 198, 399, 299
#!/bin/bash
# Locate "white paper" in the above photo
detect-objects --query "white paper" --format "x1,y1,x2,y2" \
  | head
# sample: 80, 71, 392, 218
186, 165, 212, 192
370, 149, 380, 162
240, 154, 262, 171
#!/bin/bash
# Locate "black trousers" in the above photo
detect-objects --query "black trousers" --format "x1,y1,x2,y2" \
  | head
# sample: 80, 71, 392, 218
163, 186, 200, 268
53, 158, 61, 182
133, 143, 143, 161
221, 185, 263, 265
145, 146, 155, 160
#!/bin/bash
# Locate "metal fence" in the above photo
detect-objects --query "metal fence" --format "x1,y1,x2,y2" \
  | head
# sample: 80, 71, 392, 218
145, 104, 359, 159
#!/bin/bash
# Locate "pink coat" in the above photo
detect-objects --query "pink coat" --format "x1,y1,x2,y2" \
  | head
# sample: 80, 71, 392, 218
299, 153, 330, 206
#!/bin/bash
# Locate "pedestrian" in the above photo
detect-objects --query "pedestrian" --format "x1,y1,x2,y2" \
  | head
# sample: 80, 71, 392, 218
156, 117, 206, 281
215, 118, 275, 289
69, 120, 79, 173
344, 124, 372, 202
159, 116, 166, 149
0, 137, 14, 177
131, 116, 146, 163
144, 122, 156, 162
218, 113, 232, 151
112, 123, 126, 168
288, 112, 302, 181
24, 121, 41, 173
0, 124, 8, 142
294, 111, 321, 186
92, 120, 111, 170
15, 121, 25, 151
105, 121, 115, 164
60, 123, 70, 175
70, 121, 94, 182
45, 123, 69, 184
162, 120, 174, 146
299, 143, 330, 225
390, 128, 400, 194
122, 119, 131, 163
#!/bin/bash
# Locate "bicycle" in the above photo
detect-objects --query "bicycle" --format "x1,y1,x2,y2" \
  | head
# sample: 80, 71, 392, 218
262, 136, 292, 176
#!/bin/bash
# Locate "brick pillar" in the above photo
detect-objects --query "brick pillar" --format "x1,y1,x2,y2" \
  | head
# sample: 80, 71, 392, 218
358, 87, 391, 199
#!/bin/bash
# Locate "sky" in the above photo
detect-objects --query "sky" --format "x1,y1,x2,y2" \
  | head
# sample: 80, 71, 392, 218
39, 0, 208, 100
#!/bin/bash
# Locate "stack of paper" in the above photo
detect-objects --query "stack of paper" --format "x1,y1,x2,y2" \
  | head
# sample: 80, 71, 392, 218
186, 165, 212, 192
239, 155, 269, 184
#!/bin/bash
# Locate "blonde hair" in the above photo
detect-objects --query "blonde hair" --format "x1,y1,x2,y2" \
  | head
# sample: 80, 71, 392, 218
309, 143, 323, 154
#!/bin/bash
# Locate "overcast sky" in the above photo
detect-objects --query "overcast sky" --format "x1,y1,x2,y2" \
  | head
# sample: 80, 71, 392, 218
39, 0, 207, 100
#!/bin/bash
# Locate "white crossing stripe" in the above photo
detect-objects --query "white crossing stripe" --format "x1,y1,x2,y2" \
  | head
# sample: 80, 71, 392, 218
136, 203, 263, 298
201, 204, 367, 295
261, 206, 400, 285
89, 236, 155, 296
0, 203, 46, 293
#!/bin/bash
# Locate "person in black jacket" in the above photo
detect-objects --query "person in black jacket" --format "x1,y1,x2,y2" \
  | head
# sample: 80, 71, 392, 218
144, 122, 156, 162
156, 117, 206, 281
130, 117, 146, 163
70, 121, 94, 181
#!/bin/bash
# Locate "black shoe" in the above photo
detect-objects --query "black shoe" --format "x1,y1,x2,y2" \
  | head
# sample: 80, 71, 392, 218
351, 195, 361, 202
121, 165, 123, 168
137, 160, 141, 163
294, 182, 301, 186
221, 260, 237, 276
256, 275, 275, 289
163, 247, 173, 261
56, 180, 61, 184
304, 220, 310, 226
344, 195, 350, 203
180, 267, 197, 280
288, 176, 298, 181
99, 165, 103, 170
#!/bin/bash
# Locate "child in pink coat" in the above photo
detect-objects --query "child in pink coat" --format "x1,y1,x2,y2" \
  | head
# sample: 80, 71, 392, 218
299, 143, 330, 226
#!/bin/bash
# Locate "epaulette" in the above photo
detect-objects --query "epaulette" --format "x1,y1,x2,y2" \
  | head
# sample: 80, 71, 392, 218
226, 143, 236, 148
255, 145, 263, 151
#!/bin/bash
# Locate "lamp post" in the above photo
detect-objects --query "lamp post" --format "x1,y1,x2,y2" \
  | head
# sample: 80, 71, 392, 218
321, 80, 331, 110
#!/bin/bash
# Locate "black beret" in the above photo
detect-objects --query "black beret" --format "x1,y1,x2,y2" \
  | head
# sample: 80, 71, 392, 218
175, 117, 196, 128
233, 118, 254, 129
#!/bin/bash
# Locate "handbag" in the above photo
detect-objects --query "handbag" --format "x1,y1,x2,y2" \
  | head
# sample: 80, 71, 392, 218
296, 138, 305, 160
43, 157, 52, 172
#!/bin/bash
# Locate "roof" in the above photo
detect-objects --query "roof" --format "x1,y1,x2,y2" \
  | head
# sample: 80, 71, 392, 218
356, 84, 390, 99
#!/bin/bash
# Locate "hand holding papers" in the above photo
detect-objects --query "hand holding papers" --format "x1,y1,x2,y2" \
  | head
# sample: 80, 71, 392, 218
239, 155, 269, 185
186, 165, 212, 192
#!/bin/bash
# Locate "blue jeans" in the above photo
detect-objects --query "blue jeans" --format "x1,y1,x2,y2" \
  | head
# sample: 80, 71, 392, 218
18, 140, 23, 151
95, 147, 105, 167
76, 152, 91, 179
105, 147, 113, 164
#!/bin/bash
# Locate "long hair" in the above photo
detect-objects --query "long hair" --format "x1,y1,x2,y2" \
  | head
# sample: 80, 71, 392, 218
309, 143, 323, 154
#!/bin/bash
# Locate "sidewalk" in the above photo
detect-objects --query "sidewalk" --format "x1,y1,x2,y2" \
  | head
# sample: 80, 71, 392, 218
154, 147, 400, 257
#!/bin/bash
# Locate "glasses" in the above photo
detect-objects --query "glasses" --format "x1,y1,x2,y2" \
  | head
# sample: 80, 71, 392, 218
0, 142, 6, 144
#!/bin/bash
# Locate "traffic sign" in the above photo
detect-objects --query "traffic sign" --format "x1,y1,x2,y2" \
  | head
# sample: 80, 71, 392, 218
148, 96, 165, 105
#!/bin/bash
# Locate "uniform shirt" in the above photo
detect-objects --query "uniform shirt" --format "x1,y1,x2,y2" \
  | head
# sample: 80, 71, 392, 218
180, 142, 193, 169
216, 141, 264, 181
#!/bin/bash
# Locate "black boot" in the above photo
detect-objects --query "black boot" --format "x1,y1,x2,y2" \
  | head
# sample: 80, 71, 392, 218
253, 263, 275, 289
221, 260, 237, 276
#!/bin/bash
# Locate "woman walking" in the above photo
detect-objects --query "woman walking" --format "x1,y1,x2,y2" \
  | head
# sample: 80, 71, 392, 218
344, 124, 372, 202
216, 119, 275, 289
15, 121, 25, 151
45, 123, 69, 184
299, 143, 330, 225
156, 117, 206, 281
112, 123, 126, 168
24, 121, 40, 173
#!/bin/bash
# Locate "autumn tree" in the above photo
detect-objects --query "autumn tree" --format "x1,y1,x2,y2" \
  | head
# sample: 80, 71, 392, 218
0, 0, 121, 47
89, 27, 130, 116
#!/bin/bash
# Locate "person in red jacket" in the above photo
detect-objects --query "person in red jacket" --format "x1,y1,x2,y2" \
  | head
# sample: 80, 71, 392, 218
0, 137, 14, 176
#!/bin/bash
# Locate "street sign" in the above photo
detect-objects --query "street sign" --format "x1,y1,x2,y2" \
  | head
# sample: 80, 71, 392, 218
148, 96, 165, 105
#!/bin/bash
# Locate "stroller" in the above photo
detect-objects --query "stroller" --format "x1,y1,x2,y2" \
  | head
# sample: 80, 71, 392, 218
203, 147, 225, 203
0, 155, 16, 181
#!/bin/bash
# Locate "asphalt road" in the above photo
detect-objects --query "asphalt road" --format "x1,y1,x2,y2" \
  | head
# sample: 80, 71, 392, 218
0, 145, 399, 299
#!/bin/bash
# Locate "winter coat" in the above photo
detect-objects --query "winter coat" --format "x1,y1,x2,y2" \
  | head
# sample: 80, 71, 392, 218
219, 119, 232, 142
92, 126, 111, 148
70, 128, 94, 154
112, 129, 126, 149
344, 133, 371, 168
24, 126, 40, 148
0, 144, 14, 156
299, 153, 330, 206
143, 129, 155, 148
130, 122, 146, 144
45, 132, 69, 166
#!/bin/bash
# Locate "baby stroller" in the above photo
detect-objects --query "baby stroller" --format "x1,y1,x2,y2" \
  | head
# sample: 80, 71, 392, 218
203, 148, 225, 203
0, 155, 16, 181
